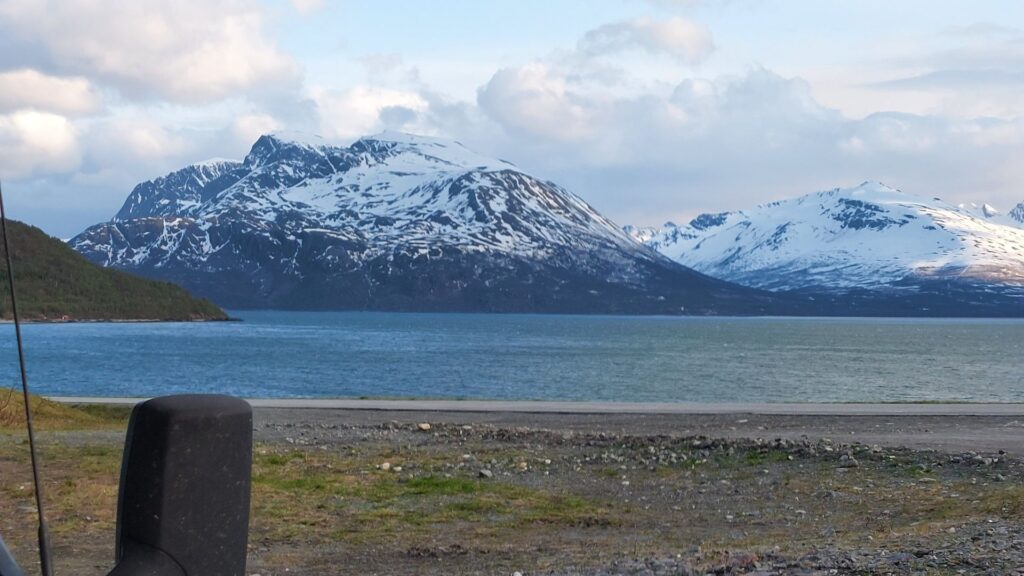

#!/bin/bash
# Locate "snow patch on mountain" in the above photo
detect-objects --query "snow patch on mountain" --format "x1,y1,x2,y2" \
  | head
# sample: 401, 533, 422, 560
956, 201, 1022, 229
630, 182, 1024, 292
71, 131, 763, 313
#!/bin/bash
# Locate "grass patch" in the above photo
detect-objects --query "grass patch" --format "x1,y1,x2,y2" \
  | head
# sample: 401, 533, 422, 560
250, 448, 611, 543
0, 393, 128, 430
744, 449, 792, 466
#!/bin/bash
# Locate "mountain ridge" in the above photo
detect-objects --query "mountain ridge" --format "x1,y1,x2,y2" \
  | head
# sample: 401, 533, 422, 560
71, 132, 780, 315
628, 182, 1024, 314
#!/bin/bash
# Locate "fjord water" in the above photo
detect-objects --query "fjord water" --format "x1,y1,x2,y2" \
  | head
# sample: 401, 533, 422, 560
4, 311, 1023, 402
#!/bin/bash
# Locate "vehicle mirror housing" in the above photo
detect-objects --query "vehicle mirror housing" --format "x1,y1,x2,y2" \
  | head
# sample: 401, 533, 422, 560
108, 395, 253, 576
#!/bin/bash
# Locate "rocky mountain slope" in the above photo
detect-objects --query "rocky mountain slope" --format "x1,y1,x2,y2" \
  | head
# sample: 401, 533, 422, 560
71, 132, 777, 314
629, 182, 1024, 315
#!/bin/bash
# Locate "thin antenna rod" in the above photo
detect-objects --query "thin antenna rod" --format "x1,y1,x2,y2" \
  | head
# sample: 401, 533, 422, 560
0, 181, 54, 576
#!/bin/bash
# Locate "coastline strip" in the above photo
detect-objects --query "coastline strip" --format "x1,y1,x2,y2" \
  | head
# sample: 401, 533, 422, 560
46, 397, 1024, 416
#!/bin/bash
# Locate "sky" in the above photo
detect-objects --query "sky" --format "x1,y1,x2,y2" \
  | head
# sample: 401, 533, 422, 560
1, 0, 1023, 238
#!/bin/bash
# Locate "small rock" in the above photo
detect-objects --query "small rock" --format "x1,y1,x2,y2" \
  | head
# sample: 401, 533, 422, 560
417, 423, 432, 432
380, 462, 391, 471
479, 469, 493, 479
728, 552, 759, 570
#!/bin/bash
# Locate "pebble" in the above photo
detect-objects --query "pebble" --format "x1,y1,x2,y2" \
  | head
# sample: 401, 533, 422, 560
417, 423, 432, 431
478, 469, 493, 479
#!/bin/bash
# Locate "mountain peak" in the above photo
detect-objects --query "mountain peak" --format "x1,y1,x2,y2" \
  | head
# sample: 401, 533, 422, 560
351, 131, 516, 172
115, 158, 243, 221
1011, 201, 1024, 224
357, 130, 456, 147
264, 131, 336, 148
837, 181, 914, 203
633, 182, 1024, 295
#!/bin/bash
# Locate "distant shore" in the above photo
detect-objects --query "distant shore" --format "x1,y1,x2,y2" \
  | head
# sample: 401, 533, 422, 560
0, 316, 239, 324
50, 396, 1024, 415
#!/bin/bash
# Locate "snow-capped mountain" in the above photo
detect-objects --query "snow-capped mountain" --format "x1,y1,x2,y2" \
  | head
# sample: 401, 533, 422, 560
630, 182, 1024, 315
71, 132, 774, 314
956, 201, 1023, 229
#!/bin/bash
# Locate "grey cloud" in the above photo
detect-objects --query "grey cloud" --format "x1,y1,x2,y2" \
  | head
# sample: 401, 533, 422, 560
944, 23, 1022, 39
379, 105, 418, 129
872, 69, 1024, 90
868, 24, 1024, 96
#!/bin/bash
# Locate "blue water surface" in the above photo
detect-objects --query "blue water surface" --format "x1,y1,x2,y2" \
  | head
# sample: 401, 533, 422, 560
2, 311, 1022, 402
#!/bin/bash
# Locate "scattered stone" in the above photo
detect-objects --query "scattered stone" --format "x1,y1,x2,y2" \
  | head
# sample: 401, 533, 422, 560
417, 423, 432, 432
479, 469, 493, 479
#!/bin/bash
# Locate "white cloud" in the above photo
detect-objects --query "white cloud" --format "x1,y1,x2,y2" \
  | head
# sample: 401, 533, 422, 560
232, 114, 283, 146
0, 69, 102, 116
290, 0, 325, 15
471, 63, 1024, 226
312, 86, 429, 140
0, 110, 81, 178
634, 0, 704, 11
856, 23, 1024, 120
578, 17, 714, 64
83, 117, 191, 180
477, 63, 594, 141
0, 0, 301, 104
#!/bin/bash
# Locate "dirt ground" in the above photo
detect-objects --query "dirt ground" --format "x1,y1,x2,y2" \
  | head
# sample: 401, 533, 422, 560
0, 407, 1021, 575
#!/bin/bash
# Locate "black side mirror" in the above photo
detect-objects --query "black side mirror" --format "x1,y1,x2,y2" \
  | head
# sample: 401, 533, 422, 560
107, 395, 253, 576
0, 534, 25, 576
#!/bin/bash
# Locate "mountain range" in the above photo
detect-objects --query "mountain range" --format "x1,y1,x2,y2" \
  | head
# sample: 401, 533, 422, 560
70, 133, 1024, 316
70, 132, 776, 314
627, 182, 1024, 315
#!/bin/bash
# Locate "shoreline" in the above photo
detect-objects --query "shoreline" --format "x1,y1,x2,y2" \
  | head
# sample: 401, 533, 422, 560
48, 396, 1024, 416
0, 317, 239, 324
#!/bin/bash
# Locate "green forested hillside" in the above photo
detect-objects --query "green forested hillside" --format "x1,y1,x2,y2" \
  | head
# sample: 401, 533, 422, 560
0, 220, 227, 321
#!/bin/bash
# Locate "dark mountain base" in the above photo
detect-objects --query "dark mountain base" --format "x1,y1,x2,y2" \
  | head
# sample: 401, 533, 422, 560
116, 251, 786, 315
785, 281, 1024, 318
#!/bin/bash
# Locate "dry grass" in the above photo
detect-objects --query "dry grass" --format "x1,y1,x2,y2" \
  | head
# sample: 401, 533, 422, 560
0, 392, 128, 430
